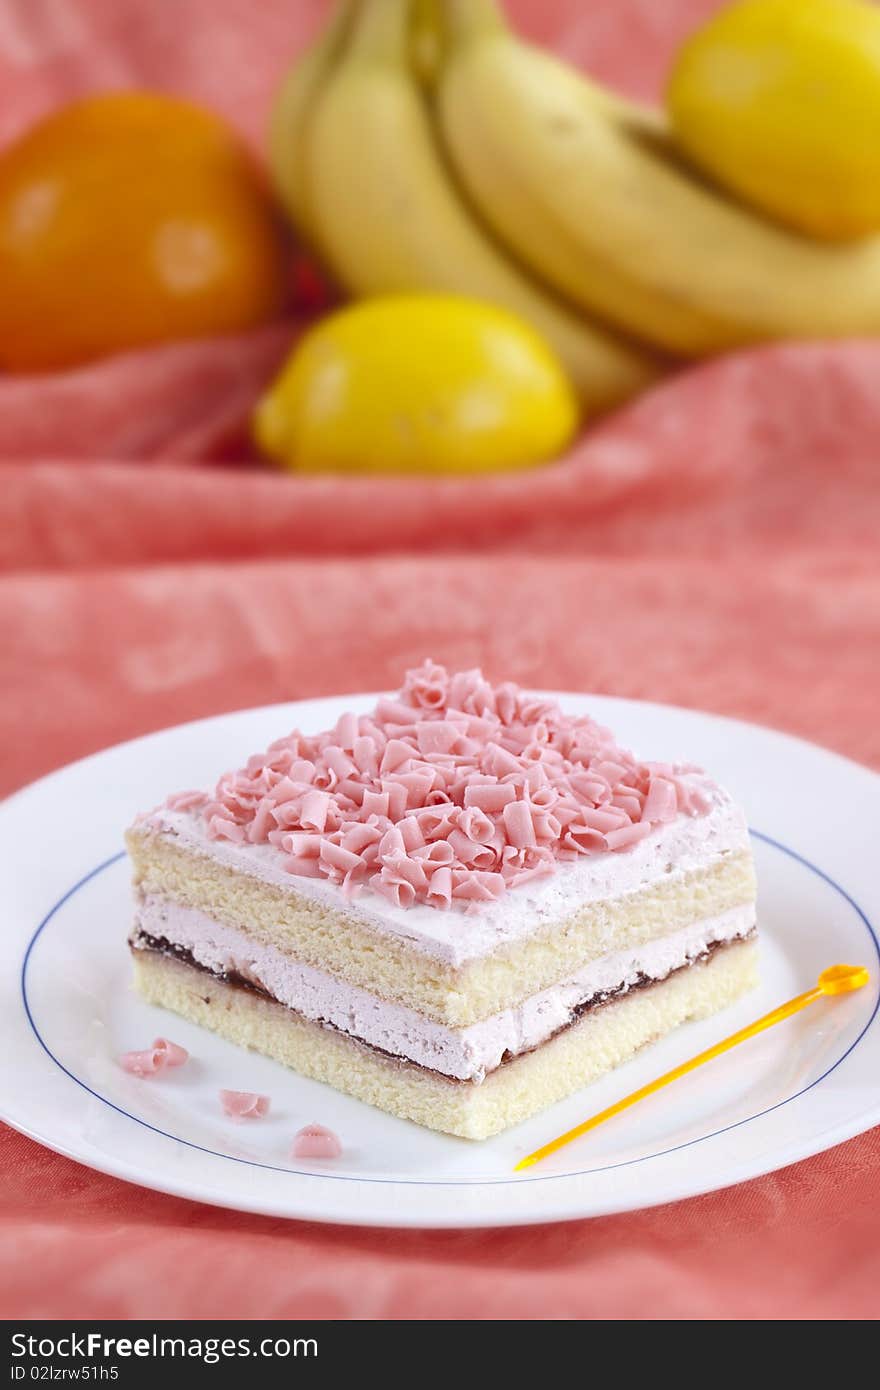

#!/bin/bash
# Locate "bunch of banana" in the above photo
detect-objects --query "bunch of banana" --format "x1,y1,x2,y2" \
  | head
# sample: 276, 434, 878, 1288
269, 0, 880, 400
267, 0, 659, 415
437, 0, 880, 357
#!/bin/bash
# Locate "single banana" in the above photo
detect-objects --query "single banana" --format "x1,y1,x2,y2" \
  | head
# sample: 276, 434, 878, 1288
409, 0, 443, 86
301, 0, 659, 414
268, 0, 357, 240
416, 0, 666, 140
437, 0, 880, 356
571, 80, 668, 146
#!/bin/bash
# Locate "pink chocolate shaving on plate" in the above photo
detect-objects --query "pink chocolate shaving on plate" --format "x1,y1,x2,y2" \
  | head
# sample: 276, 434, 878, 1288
161, 662, 712, 912
119, 1047, 165, 1076
219, 1090, 270, 1120
119, 1037, 188, 1076
292, 1124, 342, 1159
153, 1037, 188, 1067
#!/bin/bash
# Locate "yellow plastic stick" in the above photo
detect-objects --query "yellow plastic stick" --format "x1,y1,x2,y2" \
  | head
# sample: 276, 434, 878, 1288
514, 963, 870, 1172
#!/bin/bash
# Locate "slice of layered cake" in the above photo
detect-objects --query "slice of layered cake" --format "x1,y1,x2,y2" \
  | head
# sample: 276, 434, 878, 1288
126, 663, 757, 1140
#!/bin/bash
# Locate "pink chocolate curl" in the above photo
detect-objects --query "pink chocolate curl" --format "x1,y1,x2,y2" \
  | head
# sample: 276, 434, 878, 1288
292, 1124, 342, 1160
153, 1037, 188, 1068
120, 1037, 188, 1076
220, 1090, 270, 1121
119, 1047, 164, 1077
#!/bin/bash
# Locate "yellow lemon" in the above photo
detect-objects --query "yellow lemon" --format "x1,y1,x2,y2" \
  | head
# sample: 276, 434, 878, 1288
668, 0, 880, 241
253, 294, 579, 475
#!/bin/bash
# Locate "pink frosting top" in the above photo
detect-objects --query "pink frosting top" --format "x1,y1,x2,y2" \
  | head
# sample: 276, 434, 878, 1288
162, 662, 712, 912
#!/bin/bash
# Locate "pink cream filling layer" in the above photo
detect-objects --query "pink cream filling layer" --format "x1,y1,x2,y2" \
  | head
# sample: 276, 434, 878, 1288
131, 896, 756, 1083
140, 663, 720, 913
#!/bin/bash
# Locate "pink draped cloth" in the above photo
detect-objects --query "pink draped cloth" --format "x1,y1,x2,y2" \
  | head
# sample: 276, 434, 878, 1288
1, 0, 879, 1319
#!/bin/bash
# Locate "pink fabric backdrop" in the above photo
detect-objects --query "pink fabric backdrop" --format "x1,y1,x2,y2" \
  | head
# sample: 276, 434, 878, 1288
1, 0, 879, 1319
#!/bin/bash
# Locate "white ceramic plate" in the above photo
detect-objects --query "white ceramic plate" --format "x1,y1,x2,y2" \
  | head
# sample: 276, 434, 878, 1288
1, 693, 878, 1228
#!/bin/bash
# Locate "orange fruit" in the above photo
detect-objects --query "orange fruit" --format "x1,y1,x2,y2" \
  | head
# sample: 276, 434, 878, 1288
0, 92, 289, 371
